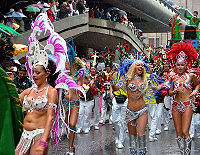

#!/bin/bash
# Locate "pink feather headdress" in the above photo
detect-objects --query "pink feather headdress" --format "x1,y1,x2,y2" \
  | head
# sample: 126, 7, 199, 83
25, 13, 68, 78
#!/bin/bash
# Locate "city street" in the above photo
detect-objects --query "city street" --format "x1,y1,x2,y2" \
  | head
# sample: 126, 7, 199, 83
49, 121, 200, 155
1, 0, 200, 155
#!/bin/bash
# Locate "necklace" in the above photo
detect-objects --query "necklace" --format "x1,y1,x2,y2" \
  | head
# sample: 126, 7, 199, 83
177, 73, 186, 80
33, 85, 48, 94
134, 75, 142, 80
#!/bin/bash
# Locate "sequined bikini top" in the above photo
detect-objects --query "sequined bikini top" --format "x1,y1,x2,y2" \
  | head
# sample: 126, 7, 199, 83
128, 83, 145, 92
174, 73, 192, 90
23, 85, 49, 112
125, 74, 145, 93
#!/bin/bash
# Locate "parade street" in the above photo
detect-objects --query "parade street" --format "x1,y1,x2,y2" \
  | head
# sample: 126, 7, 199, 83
1, 0, 200, 155
49, 121, 200, 155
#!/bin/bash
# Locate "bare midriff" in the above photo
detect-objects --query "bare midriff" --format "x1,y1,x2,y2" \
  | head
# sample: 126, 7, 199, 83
174, 88, 192, 102
24, 110, 47, 131
127, 94, 145, 111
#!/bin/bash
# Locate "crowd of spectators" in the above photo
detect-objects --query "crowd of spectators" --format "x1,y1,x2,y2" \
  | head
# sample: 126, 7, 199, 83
7, 61, 32, 94
0, 1, 143, 41
0, 0, 88, 33
89, 6, 143, 41
58, 0, 88, 19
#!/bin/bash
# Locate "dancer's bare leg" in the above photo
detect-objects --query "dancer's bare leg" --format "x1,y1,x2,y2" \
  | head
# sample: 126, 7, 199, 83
65, 104, 79, 153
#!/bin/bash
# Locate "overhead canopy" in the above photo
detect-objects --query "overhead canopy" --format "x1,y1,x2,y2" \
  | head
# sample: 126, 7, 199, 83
102, 0, 186, 33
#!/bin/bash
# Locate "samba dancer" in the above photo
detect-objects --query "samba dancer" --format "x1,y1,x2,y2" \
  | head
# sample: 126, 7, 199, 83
145, 63, 167, 141
114, 59, 149, 155
90, 62, 104, 130
76, 66, 97, 134
189, 67, 200, 138
145, 64, 161, 142
99, 63, 114, 124
15, 13, 67, 155
167, 42, 199, 155
110, 71, 128, 149
161, 62, 173, 131
63, 57, 88, 154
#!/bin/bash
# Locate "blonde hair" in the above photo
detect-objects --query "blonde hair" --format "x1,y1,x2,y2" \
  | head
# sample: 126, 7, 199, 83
126, 61, 148, 91
72, 57, 86, 71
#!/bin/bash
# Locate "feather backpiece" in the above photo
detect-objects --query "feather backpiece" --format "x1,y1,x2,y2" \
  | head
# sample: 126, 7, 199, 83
32, 13, 54, 36
52, 73, 86, 144
45, 32, 68, 73
67, 42, 75, 65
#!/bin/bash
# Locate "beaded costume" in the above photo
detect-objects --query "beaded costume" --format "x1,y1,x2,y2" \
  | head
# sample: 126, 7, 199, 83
167, 42, 197, 113
167, 41, 198, 155
16, 13, 85, 154
115, 59, 149, 155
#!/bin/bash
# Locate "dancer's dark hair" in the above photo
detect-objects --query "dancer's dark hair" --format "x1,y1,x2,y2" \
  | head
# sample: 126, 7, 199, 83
44, 60, 59, 87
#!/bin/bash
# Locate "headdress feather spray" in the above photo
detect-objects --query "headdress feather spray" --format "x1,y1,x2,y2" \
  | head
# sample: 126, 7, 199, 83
167, 41, 197, 68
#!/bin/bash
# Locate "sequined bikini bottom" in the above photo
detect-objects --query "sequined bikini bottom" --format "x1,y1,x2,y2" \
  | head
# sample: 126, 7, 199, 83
172, 100, 192, 113
126, 106, 148, 123
64, 98, 80, 112
16, 128, 44, 155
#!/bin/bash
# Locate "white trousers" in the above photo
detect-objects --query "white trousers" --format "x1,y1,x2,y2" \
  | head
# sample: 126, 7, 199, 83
148, 103, 163, 137
163, 96, 172, 127
77, 100, 94, 130
112, 97, 128, 143
190, 113, 200, 137
93, 95, 100, 126
100, 92, 112, 122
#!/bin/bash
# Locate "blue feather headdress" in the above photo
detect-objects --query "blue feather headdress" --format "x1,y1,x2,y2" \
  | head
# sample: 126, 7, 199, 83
112, 58, 149, 85
73, 68, 89, 84
66, 35, 75, 65
118, 59, 149, 78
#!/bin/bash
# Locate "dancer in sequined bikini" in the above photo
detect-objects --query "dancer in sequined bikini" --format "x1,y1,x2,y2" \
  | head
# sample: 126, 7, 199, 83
15, 61, 58, 155
167, 42, 199, 155
63, 57, 88, 155
15, 12, 77, 155
113, 59, 149, 155
15, 13, 64, 154
125, 60, 148, 155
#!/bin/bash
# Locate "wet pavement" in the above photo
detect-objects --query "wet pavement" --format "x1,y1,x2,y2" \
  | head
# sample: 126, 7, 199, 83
49, 121, 200, 155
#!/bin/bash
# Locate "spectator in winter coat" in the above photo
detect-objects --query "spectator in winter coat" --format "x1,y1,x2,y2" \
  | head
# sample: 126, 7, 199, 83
106, 12, 111, 20
47, 4, 54, 22
15, 9, 25, 32
52, 0, 60, 21
94, 6, 101, 18
89, 7, 94, 18
60, 2, 69, 19
101, 9, 105, 19
76, 0, 85, 14
68, 0, 74, 16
